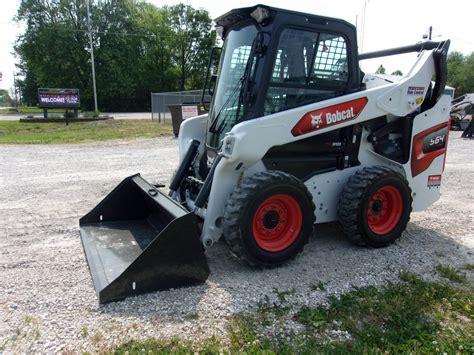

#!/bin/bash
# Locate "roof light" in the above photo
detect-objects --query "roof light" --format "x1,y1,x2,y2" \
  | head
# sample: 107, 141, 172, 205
250, 6, 271, 24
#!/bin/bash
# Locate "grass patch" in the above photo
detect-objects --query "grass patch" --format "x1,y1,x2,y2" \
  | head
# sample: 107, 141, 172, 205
0, 120, 172, 144
115, 336, 221, 354
0, 107, 65, 114
462, 263, 474, 271
436, 264, 468, 283
113, 272, 473, 354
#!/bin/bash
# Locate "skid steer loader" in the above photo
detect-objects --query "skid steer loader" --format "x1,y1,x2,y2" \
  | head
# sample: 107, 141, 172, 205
80, 5, 451, 303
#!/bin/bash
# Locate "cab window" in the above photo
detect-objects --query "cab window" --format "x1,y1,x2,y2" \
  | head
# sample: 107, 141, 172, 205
264, 28, 349, 115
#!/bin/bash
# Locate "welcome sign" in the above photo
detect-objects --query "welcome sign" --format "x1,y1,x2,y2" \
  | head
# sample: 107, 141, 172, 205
38, 88, 80, 108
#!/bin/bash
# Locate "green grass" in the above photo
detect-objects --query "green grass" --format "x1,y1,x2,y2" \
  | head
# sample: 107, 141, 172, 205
0, 120, 172, 144
114, 272, 474, 354
462, 263, 474, 271
115, 337, 222, 354
0, 106, 65, 114
436, 264, 468, 284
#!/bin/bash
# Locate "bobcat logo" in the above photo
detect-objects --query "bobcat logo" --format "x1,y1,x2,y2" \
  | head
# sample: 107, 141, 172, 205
310, 112, 323, 128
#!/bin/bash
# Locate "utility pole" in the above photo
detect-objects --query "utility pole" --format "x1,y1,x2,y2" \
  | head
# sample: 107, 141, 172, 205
428, 26, 433, 40
86, 0, 98, 115
12, 71, 18, 108
360, 0, 368, 52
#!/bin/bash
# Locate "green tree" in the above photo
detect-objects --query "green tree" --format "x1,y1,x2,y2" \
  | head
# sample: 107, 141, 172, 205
166, 4, 216, 91
375, 65, 386, 74
0, 89, 13, 106
391, 70, 403, 76
14, 0, 215, 111
447, 51, 474, 96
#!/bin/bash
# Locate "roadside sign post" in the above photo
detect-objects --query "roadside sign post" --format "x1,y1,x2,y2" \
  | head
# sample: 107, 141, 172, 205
37, 88, 81, 124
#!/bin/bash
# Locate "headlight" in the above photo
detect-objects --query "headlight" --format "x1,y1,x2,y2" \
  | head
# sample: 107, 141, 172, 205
250, 6, 271, 24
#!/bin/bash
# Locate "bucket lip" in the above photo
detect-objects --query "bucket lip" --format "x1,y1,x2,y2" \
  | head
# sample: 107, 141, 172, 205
80, 211, 208, 304
79, 174, 190, 226
79, 211, 199, 296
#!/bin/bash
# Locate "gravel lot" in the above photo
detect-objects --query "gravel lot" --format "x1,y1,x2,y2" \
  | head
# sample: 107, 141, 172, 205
0, 134, 472, 352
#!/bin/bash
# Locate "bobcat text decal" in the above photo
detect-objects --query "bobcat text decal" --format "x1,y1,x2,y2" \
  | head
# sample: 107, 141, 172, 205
291, 97, 368, 136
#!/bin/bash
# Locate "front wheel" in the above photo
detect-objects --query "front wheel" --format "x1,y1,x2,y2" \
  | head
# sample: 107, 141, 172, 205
223, 171, 315, 266
338, 166, 412, 247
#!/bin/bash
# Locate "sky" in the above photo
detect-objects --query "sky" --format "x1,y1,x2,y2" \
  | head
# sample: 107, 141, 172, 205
1, 0, 474, 93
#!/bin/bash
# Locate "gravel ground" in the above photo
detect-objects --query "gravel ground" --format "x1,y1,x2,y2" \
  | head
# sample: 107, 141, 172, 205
0, 134, 473, 352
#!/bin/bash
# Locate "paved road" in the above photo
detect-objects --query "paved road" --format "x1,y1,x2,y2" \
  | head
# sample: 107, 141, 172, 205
0, 112, 155, 121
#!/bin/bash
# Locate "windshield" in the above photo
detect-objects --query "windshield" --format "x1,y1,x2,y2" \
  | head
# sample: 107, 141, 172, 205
206, 24, 258, 149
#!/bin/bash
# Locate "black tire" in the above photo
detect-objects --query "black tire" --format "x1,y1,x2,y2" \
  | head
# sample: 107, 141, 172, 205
223, 171, 315, 267
337, 166, 412, 247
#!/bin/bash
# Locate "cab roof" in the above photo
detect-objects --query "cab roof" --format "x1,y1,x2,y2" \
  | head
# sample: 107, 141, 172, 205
214, 4, 355, 32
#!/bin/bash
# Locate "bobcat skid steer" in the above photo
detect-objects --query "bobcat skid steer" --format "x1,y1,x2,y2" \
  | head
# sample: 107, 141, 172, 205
80, 5, 451, 303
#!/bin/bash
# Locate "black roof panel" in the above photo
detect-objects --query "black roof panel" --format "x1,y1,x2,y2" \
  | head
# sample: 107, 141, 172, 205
214, 4, 354, 30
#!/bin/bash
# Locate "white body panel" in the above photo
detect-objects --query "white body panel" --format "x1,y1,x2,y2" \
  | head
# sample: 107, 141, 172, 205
177, 48, 450, 245
404, 94, 451, 211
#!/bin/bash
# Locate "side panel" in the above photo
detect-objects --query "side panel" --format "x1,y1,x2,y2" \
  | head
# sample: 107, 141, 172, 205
305, 127, 406, 224
403, 95, 451, 211
177, 113, 208, 162
304, 166, 359, 223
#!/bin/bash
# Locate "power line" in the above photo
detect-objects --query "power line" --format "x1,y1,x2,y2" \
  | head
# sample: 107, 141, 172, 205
43, 25, 177, 40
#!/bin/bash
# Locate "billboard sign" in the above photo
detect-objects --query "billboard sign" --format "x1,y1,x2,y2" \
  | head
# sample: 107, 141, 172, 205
38, 88, 80, 108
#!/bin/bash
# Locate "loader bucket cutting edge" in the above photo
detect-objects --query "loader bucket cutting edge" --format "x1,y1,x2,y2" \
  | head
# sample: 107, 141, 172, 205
79, 174, 210, 304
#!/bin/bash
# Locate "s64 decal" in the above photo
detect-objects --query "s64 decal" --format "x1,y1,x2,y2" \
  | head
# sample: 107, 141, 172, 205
411, 122, 449, 177
291, 97, 368, 136
422, 127, 448, 154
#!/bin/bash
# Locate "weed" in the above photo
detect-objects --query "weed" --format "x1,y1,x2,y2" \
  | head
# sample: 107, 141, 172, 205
436, 264, 468, 283
80, 327, 89, 337
113, 273, 473, 354
183, 312, 199, 321
272, 287, 295, 303
434, 250, 446, 257
23, 315, 36, 324
90, 331, 103, 345
310, 281, 327, 292
461, 263, 474, 271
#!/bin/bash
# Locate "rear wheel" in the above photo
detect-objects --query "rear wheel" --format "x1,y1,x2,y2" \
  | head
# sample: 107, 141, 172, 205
338, 166, 412, 247
223, 171, 315, 266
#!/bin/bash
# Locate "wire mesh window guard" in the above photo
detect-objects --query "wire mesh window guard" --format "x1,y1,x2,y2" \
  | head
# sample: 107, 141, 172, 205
265, 29, 348, 115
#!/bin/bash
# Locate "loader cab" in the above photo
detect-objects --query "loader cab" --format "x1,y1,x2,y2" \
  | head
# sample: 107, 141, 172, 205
206, 5, 361, 150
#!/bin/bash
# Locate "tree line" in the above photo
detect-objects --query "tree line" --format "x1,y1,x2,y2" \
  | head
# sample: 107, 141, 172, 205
374, 51, 474, 97
13, 1, 474, 112
447, 51, 474, 97
14, 0, 216, 111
